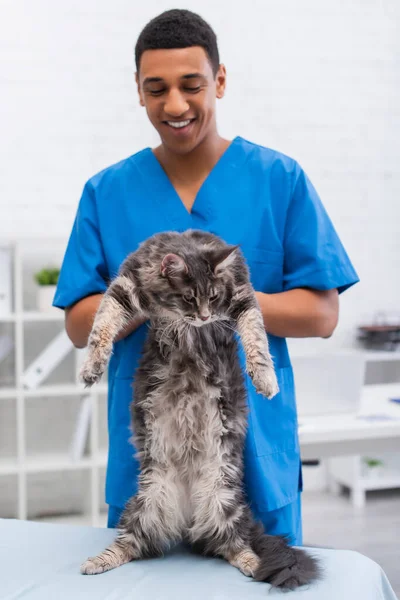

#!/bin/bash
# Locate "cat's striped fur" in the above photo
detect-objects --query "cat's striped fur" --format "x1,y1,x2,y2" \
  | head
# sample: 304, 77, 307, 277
79, 230, 319, 590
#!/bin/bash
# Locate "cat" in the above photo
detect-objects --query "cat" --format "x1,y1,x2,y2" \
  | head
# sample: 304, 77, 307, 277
79, 229, 319, 590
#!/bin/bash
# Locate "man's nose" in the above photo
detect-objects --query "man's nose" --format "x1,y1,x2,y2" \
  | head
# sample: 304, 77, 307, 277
164, 89, 189, 117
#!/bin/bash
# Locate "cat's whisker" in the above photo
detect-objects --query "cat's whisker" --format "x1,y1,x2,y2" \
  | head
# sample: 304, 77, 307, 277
211, 320, 228, 340
181, 320, 191, 343
216, 319, 237, 334
219, 314, 236, 325
157, 322, 172, 347
157, 318, 182, 349
172, 320, 185, 348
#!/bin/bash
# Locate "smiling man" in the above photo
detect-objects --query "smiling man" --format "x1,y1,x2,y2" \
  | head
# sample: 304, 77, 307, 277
54, 9, 359, 544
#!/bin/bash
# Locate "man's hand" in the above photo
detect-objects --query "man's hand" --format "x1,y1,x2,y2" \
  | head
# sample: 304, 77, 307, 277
254, 288, 339, 338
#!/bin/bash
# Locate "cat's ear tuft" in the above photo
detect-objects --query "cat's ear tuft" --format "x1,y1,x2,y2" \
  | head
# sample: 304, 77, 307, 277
160, 253, 188, 278
212, 245, 239, 276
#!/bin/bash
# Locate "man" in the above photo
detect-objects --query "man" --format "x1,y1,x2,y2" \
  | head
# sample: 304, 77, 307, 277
54, 9, 359, 544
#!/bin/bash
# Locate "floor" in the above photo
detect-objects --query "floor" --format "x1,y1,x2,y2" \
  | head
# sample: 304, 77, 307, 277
33, 489, 400, 597
302, 489, 400, 597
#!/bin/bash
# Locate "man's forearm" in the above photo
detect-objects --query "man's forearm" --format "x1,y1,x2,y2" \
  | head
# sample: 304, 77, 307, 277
65, 294, 145, 349
254, 288, 339, 338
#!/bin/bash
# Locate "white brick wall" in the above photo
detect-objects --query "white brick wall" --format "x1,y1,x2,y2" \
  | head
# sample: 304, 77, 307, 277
2, 0, 399, 348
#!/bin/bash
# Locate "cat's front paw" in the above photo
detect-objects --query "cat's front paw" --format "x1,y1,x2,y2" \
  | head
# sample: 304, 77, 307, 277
248, 364, 279, 399
79, 349, 109, 387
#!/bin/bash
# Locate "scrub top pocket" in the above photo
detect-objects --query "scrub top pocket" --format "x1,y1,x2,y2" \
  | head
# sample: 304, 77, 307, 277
247, 366, 299, 457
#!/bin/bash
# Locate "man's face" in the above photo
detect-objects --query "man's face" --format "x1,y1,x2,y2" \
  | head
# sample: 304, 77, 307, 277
136, 46, 226, 155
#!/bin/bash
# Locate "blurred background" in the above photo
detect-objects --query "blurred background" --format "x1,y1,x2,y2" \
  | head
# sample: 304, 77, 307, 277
1, 0, 399, 594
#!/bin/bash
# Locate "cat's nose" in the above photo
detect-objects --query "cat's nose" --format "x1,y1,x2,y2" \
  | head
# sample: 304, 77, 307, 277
200, 314, 210, 321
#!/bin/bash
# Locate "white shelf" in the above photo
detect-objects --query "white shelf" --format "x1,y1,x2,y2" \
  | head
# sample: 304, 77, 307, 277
25, 452, 94, 473
330, 460, 400, 493
0, 387, 16, 400
24, 383, 108, 398
360, 471, 400, 491
0, 383, 108, 399
0, 451, 108, 476
0, 311, 64, 323
0, 457, 18, 476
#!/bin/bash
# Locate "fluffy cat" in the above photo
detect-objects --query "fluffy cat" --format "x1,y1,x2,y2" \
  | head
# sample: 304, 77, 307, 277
79, 230, 319, 590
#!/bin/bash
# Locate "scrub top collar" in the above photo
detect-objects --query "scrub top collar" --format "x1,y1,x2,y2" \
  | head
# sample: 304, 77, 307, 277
132, 136, 247, 231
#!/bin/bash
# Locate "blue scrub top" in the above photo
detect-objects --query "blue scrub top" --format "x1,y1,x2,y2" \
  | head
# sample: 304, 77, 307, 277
54, 136, 359, 514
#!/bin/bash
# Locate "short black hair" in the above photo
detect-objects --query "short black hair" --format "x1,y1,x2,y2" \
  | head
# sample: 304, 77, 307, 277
135, 9, 220, 76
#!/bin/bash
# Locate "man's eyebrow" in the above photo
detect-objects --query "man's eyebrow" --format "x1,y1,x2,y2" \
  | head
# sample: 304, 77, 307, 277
142, 73, 206, 86
143, 77, 164, 86
181, 73, 206, 80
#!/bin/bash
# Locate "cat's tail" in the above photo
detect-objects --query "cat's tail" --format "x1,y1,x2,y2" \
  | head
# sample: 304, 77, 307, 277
250, 522, 321, 590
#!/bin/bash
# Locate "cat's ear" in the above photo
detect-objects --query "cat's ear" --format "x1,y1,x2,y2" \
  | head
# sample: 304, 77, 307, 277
212, 245, 239, 276
160, 253, 188, 278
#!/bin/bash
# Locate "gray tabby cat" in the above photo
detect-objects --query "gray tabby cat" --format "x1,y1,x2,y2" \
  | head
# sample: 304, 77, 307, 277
79, 230, 319, 590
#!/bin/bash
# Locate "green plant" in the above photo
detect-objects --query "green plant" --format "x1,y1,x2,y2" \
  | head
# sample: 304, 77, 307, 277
363, 457, 384, 468
34, 267, 60, 286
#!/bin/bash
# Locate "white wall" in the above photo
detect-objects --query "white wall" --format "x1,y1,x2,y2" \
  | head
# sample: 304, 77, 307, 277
2, 0, 400, 348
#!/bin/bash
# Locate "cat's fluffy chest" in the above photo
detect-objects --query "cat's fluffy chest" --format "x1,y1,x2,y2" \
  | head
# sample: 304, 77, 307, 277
143, 367, 227, 466
134, 325, 241, 467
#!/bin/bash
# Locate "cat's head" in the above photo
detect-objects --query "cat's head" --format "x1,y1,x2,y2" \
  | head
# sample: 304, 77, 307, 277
154, 244, 239, 327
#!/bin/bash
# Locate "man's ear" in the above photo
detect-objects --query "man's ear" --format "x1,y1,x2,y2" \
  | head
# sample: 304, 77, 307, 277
135, 72, 145, 107
215, 64, 227, 100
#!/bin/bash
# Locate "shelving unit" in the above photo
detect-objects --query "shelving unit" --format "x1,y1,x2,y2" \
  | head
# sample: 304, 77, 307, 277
0, 241, 109, 525
327, 381, 400, 508
291, 342, 400, 506
328, 454, 400, 509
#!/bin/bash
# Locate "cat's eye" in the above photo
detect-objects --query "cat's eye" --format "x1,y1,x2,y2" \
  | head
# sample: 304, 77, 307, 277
209, 294, 218, 303
183, 293, 194, 303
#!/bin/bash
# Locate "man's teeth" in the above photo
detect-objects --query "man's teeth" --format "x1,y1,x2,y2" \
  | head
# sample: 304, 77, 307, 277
167, 120, 192, 128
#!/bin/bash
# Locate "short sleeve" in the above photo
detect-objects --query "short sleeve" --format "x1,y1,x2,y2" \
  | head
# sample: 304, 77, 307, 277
53, 181, 109, 309
283, 168, 359, 294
